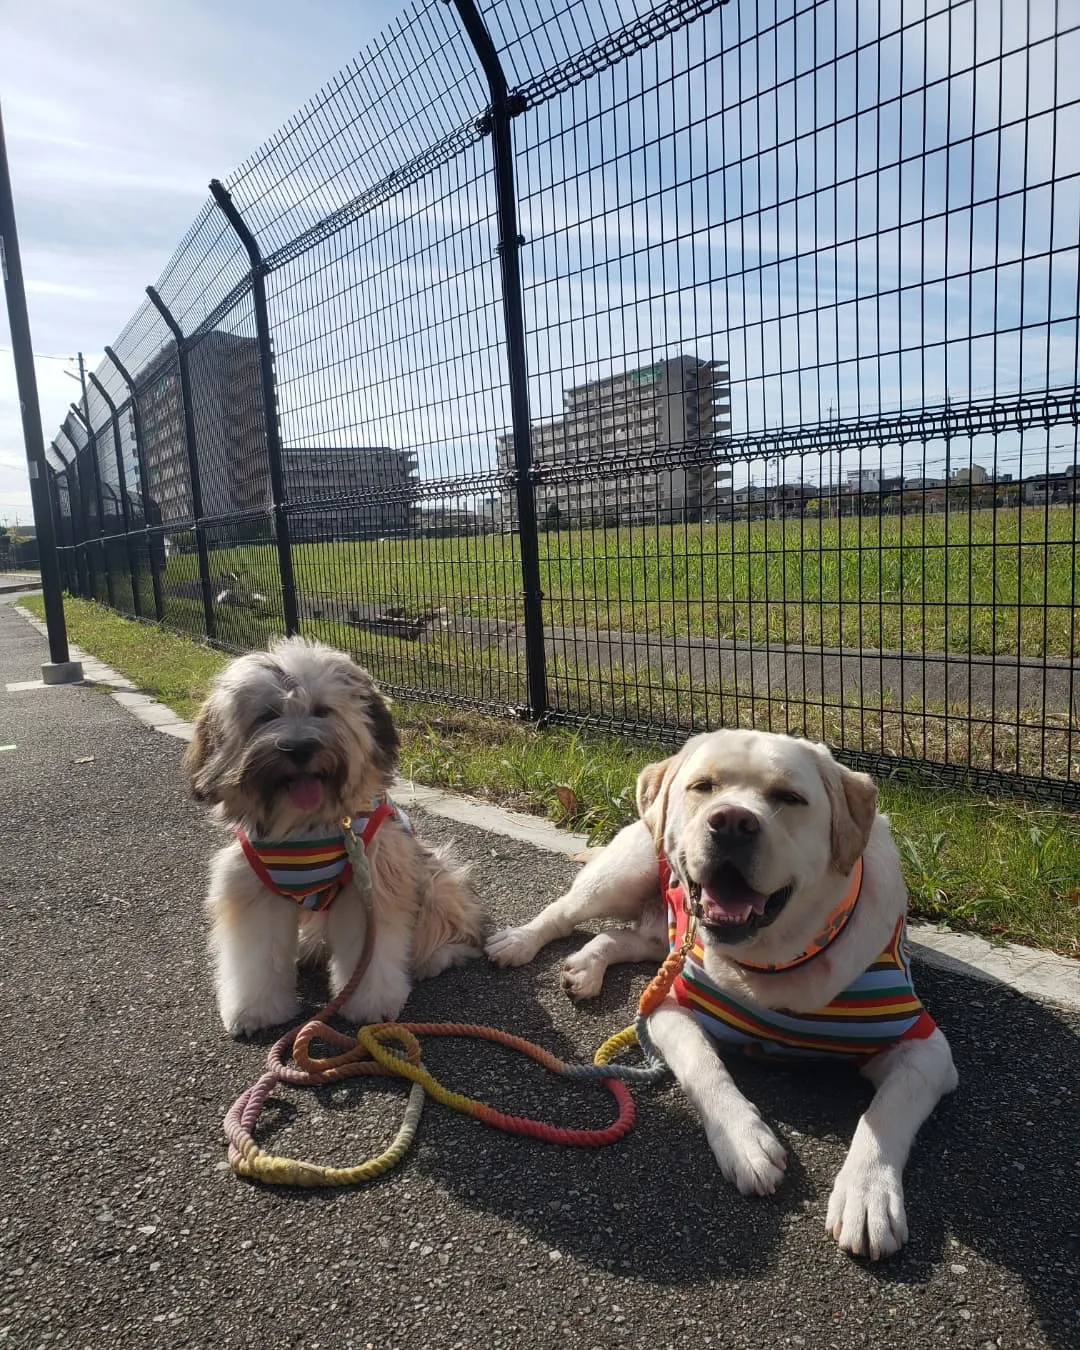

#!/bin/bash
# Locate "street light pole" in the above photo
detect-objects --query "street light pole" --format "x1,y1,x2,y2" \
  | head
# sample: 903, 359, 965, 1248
0, 101, 82, 682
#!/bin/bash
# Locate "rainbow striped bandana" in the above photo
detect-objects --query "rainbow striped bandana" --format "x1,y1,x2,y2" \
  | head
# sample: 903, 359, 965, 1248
661, 856, 937, 1062
236, 799, 412, 912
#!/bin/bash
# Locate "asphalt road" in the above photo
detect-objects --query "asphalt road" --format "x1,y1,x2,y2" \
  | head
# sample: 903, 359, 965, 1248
1, 599, 1078, 1350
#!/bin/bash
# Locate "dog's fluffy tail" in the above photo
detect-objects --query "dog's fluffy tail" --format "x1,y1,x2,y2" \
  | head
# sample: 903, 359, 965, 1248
412, 846, 488, 979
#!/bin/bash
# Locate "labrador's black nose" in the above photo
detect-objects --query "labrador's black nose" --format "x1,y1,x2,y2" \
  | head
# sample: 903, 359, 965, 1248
707, 804, 760, 838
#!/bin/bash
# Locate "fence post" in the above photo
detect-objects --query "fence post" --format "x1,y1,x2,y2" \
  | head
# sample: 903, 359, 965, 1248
49, 444, 72, 593
69, 401, 116, 607
145, 285, 217, 641
450, 0, 547, 720
105, 345, 166, 622
88, 371, 142, 618
44, 463, 71, 594
57, 466, 77, 595
58, 425, 92, 598
43, 454, 66, 592
208, 178, 300, 636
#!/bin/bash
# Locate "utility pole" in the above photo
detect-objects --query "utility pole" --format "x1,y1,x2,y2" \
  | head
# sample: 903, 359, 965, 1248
77, 350, 89, 415
0, 101, 81, 682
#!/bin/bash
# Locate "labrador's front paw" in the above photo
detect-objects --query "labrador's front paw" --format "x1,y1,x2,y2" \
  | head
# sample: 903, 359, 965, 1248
827, 1151, 908, 1260
706, 1110, 787, 1196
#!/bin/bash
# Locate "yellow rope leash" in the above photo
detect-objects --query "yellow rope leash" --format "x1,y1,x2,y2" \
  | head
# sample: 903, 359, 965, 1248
223, 847, 699, 1187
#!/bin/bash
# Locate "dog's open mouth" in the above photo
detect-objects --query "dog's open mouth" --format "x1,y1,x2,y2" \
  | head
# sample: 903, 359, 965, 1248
690, 864, 793, 943
281, 773, 326, 812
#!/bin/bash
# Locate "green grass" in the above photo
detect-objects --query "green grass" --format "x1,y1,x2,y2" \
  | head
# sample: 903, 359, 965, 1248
21, 595, 1080, 957
64, 570, 1080, 782
162, 503, 1080, 659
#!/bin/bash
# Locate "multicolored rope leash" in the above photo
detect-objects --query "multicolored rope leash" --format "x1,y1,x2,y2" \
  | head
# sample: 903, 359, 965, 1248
224, 820, 697, 1187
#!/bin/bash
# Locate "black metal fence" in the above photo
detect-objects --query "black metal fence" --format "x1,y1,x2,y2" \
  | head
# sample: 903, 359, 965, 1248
47, 0, 1080, 802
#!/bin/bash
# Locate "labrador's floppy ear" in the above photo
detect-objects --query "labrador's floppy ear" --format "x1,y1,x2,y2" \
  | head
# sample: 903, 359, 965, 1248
635, 733, 710, 850
636, 731, 723, 849
812, 743, 878, 874
635, 755, 681, 851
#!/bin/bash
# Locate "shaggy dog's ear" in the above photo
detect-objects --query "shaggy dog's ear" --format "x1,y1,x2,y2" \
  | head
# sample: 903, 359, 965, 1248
345, 654, 400, 774
811, 743, 878, 875
366, 688, 400, 774
184, 696, 222, 803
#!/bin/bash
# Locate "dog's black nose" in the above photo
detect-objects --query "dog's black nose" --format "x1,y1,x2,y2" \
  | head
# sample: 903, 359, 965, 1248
279, 737, 320, 764
708, 804, 760, 838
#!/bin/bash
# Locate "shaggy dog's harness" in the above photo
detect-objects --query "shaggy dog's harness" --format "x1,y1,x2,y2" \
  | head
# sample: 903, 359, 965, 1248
236, 799, 413, 911
660, 856, 937, 1062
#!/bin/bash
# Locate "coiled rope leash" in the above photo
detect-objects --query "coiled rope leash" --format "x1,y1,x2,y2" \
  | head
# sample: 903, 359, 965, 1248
223, 820, 698, 1187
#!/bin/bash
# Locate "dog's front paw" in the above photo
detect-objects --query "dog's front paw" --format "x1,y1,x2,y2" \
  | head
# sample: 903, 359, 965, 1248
219, 991, 300, 1038
826, 1153, 908, 1260
560, 949, 605, 1000
485, 925, 543, 968
339, 970, 412, 1025
706, 1110, 787, 1196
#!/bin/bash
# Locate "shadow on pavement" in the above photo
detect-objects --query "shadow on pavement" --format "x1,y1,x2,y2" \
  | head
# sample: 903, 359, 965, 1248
377, 949, 1078, 1347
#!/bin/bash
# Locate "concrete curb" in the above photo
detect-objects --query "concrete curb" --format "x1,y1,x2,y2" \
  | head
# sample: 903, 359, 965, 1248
9, 603, 1079, 1011
10, 605, 196, 741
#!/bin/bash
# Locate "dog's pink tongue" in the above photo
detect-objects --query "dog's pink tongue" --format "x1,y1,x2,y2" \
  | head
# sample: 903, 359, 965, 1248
287, 775, 324, 811
700, 881, 770, 923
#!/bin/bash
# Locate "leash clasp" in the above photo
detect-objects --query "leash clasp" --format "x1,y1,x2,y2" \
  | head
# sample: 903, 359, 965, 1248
341, 815, 374, 908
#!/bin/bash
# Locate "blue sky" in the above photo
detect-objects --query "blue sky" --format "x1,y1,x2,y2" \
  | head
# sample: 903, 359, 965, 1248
0, 0, 407, 521
3, 0, 1078, 521
222, 0, 1080, 493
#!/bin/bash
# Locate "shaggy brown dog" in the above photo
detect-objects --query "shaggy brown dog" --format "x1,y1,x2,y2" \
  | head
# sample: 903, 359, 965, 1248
185, 637, 485, 1035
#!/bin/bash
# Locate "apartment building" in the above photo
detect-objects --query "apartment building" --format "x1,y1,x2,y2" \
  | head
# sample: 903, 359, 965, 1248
136, 330, 271, 523
281, 445, 419, 540
497, 355, 732, 527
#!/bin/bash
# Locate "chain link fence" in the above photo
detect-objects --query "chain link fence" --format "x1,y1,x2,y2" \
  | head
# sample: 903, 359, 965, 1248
46, 0, 1080, 802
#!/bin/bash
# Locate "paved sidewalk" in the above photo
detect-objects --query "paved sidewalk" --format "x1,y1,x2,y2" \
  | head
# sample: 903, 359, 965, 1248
1, 599, 1078, 1350
0, 571, 40, 595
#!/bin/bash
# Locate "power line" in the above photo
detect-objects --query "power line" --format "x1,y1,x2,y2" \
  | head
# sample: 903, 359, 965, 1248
0, 344, 76, 362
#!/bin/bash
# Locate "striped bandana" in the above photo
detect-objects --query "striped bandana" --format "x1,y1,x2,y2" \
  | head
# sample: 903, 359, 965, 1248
236, 798, 412, 912
661, 857, 937, 1062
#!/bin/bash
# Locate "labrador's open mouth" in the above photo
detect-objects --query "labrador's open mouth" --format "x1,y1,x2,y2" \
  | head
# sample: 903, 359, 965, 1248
689, 863, 793, 943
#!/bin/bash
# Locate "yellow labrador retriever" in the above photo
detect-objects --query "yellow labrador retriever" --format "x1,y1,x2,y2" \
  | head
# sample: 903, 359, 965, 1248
487, 729, 957, 1260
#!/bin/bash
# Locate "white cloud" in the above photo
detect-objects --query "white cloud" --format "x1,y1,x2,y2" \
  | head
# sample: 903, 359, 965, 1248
0, 0, 407, 521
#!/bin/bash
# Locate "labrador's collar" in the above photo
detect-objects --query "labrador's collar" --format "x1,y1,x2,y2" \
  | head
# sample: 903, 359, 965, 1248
733, 856, 863, 974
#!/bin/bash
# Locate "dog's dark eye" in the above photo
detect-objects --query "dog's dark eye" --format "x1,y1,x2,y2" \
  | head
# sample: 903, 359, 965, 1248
312, 705, 330, 719
689, 780, 713, 793
253, 709, 278, 727
770, 788, 807, 806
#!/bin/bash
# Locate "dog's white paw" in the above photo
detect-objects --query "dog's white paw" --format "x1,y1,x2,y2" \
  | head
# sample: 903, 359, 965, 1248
339, 970, 412, 1025
826, 1154, 908, 1260
560, 950, 604, 1000
706, 1110, 787, 1196
485, 925, 543, 968
219, 991, 299, 1038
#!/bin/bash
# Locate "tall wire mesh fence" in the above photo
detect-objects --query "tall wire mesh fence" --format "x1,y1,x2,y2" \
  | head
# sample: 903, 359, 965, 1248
46, 0, 1080, 803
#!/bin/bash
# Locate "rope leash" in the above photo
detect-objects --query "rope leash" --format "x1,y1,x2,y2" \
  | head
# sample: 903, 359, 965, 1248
223, 822, 697, 1187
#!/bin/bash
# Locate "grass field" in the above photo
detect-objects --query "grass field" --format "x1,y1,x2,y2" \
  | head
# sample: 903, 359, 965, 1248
21, 595, 1080, 956
110, 503, 1080, 660
74, 505, 1080, 785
